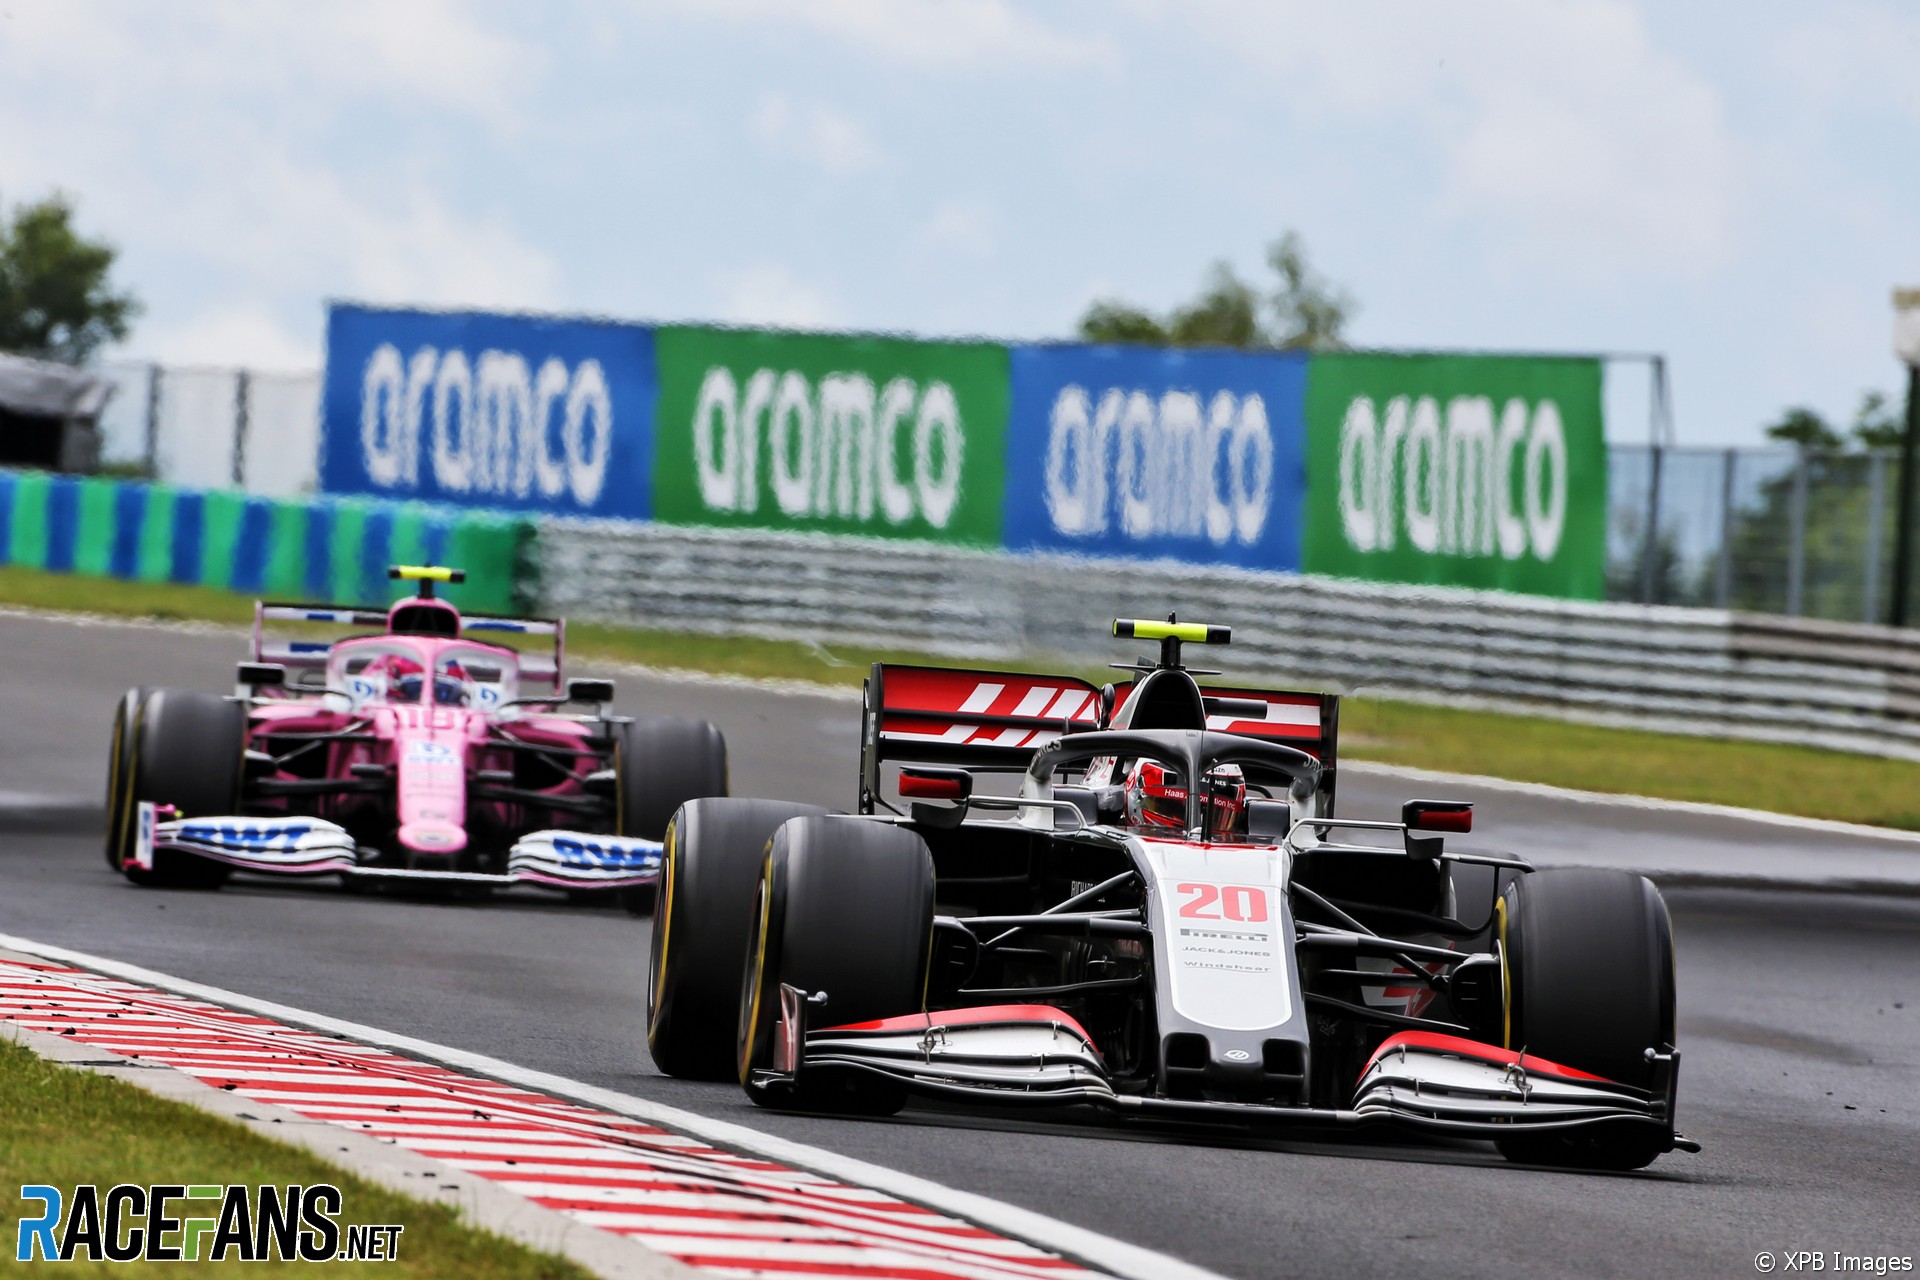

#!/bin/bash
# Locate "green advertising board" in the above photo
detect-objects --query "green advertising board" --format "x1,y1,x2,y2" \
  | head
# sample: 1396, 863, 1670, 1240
652, 326, 1010, 546
1301, 353, 1606, 599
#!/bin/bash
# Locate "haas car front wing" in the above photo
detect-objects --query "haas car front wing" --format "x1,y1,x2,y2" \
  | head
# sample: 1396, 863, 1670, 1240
751, 991, 1697, 1152
130, 803, 664, 891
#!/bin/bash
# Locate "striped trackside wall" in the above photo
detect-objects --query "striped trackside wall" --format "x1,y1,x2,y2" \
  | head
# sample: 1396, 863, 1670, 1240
0, 469, 536, 615
0, 957, 1109, 1280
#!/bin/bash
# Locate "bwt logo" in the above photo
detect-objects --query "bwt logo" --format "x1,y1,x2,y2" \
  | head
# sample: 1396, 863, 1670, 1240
1336, 394, 1568, 561
1043, 385, 1275, 546
359, 343, 613, 507
692, 366, 965, 528
16, 1182, 402, 1263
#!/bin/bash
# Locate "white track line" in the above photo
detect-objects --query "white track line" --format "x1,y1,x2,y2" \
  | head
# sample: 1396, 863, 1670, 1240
0, 931, 1228, 1280
1344, 759, 1920, 846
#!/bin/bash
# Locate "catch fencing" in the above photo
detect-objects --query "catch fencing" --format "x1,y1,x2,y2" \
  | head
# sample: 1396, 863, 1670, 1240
539, 519, 1920, 763
1609, 444, 1906, 624
95, 361, 320, 497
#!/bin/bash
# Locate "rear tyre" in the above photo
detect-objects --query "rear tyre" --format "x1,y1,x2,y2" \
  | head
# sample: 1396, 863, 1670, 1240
105, 686, 157, 868
1494, 868, 1676, 1170
645, 798, 831, 1080
119, 690, 246, 890
738, 817, 934, 1117
615, 716, 728, 916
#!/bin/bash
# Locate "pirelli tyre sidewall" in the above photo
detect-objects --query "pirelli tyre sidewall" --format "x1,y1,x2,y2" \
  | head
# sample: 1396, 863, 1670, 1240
105, 686, 157, 869
1497, 866, 1676, 1169
120, 689, 247, 889
645, 798, 831, 1080
738, 816, 935, 1116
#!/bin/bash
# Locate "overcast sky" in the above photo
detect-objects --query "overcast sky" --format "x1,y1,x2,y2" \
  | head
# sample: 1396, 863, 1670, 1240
2, 0, 1916, 445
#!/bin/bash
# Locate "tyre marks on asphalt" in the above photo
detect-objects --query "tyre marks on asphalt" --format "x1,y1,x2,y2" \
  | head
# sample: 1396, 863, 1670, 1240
0, 956, 1104, 1280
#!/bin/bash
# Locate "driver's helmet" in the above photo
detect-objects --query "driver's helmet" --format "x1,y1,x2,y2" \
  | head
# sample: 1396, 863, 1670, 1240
388, 657, 471, 706
429, 660, 471, 707
1123, 759, 1248, 835
1203, 763, 1249, 838
1124, 759, 1187, 830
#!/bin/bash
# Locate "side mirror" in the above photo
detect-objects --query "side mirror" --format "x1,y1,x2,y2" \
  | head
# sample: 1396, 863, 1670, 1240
1246, 799, 1291, 841
1097, 684, 1116, 729
237, 662, 285, 688
900, 766, 973, 830
1402, 799, 1472, 861
899, 766, 973, 801
567, 678, 615, 706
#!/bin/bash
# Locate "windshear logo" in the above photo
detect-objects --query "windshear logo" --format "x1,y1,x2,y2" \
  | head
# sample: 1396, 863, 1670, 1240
15, 1183, 402, 1263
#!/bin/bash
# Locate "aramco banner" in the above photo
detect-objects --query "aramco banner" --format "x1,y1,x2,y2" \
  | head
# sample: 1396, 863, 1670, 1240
321, 305, 656, 520
1301, 353, 1606, 599
1004, 345, 1308, 570
651, 326, 1009, 546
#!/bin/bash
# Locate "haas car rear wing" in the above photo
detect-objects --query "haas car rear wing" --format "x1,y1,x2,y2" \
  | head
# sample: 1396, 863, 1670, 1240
251, 601, 566, 689
858, 658, 1340, 815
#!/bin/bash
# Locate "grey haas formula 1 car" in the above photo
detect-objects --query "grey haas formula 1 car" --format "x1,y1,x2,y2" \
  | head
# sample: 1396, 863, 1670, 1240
645, 617, 1697, 1169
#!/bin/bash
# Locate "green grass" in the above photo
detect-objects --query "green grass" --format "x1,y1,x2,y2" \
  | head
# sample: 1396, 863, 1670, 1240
8, 563, 1920, 829
0, 1036, 592, 1277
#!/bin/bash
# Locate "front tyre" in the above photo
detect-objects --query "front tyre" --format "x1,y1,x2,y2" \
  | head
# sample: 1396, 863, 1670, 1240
105, 686, 157, 868
738, 816, 934, 1116
615, 716, 728, 916
645, 798, 830, 1080
1495, 868, 1676, 1170
119, 690, 246, 889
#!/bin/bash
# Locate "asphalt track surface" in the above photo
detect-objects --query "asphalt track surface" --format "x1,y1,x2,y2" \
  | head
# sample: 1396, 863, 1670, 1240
4, 610, 1919, 1279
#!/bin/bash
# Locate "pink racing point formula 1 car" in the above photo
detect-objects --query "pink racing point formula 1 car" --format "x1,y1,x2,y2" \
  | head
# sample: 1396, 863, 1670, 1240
104, 565, 727, 905
646, 617, 1698, 1170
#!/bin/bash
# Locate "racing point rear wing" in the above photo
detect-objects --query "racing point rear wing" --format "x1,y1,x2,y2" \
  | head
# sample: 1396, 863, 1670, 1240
858, 662, 1341, 815
251, 602, 566, 689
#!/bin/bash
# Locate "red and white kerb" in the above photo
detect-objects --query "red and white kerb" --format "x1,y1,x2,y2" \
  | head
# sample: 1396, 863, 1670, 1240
0, 957, 1106, 1280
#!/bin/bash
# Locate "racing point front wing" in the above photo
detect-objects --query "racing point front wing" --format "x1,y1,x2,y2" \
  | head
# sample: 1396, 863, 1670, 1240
750, 989, 1699, 1153
131, 803, 664, 891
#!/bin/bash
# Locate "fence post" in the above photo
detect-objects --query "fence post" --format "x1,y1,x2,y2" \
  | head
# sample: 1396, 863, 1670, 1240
1866, 453, 1887, 624
232, 369, 251, 490
143, 363, 162, 480
1639, 444, 1665, 604
1716, 448, 1736, 609
1896, 362, 1920, 627
1786, 453, 1810, 617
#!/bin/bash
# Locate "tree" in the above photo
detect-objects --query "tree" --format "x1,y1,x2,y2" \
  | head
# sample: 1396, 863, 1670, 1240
1851, 391, 1904, 451
1763, 405, 1843, 451
1076, 231, 1353, 351
0, 192, 140, 364
1267, 231, 1353, 350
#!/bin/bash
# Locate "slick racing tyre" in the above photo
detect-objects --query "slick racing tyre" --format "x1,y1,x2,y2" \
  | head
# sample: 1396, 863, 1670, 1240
615, 716, 728, 915
738, 816, 934, 1117
1495, 868, 1676, 1170
117, 689, 246, 890
104, 686, 157, 869
645, 798, 831, 1080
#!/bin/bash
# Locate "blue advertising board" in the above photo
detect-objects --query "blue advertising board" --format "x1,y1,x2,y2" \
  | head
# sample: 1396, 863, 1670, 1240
321, 304, 657, 520
1003, 345, 1309, 570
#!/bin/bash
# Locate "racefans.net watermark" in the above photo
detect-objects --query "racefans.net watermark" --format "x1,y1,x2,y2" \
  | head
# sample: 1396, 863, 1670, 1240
1753, 1252, 1915, 1275
16, 1183, 403, 1264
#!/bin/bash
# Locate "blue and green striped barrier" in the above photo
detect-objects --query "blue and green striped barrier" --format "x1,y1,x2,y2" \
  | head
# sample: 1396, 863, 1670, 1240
0, 469, 535, 615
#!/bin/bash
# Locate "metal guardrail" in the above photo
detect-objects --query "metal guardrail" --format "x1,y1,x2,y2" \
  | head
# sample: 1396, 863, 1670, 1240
537, 520, 1920, 763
